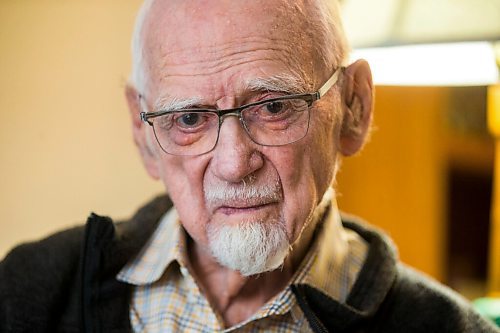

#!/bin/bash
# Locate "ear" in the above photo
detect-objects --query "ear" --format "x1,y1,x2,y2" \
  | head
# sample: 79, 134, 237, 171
339, 59, 374, 156
125, 84, 160, 180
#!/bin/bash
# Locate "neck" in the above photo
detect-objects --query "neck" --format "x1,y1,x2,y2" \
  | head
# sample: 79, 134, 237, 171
187, 209, 323, 327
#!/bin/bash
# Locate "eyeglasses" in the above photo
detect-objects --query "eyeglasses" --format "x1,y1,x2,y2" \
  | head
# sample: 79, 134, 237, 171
140, 67, 343, 156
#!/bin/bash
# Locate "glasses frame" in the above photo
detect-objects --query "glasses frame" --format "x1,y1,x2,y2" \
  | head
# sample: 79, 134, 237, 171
139, 67, 343, 156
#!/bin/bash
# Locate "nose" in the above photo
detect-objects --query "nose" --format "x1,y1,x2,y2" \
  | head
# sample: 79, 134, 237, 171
210, 116, 263, 183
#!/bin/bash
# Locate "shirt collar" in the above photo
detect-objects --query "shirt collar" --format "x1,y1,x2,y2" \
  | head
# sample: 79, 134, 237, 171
293, 189, 368, 302
117, 207, 187, 285
118, 187, 367, 303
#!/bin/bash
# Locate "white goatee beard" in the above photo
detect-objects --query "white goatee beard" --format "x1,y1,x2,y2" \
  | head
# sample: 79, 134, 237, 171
207, 218, 290, 277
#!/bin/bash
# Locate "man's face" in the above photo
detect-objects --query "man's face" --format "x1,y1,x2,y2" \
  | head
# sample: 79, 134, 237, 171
139, 0, 340, 271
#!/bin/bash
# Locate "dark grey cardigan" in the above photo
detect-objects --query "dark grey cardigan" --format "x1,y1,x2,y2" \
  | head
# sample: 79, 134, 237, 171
1, 195, 498, 332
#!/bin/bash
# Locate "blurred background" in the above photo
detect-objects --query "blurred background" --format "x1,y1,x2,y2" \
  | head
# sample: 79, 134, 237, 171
1, 0, 499, 308
337, 0, 500, 303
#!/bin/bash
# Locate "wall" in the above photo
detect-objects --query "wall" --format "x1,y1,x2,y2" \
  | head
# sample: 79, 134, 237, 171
0, 0, 163, 258
337, 86, 449, 281
0, 1, 483, 287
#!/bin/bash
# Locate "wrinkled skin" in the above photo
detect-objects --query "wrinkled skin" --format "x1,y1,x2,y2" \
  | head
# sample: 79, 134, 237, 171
126, 0, 373, 326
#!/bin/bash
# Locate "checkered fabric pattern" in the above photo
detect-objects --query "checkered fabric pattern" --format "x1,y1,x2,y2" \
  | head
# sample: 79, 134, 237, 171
117, 189, 368, 332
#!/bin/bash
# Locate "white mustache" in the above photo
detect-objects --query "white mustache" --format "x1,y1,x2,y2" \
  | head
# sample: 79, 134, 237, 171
204, 181, 282, 208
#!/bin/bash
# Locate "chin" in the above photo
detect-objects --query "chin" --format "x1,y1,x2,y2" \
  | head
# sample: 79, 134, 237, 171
207, 217, 290, 276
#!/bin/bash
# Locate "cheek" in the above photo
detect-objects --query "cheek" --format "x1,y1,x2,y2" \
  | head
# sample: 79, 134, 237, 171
270, 117, 338, 241
157, 155, 212, 244
268, 149, 319, 242
309, 108, 339, 186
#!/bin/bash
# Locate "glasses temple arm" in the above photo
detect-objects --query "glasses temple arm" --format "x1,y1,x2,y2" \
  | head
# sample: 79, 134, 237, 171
317, 67, 343, 98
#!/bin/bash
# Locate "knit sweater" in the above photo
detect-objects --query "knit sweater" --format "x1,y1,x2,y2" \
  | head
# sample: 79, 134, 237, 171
1, 195, 498, 332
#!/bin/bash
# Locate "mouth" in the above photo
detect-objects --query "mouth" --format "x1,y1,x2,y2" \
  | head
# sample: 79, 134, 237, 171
216, 202, 277, 215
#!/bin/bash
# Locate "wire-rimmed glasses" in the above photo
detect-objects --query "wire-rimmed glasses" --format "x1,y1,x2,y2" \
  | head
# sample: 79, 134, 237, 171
140, 67, 343, 156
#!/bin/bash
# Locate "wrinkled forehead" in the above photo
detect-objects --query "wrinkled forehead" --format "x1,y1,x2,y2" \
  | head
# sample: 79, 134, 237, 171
140, 0, 321, 95
143, 0, 313, 50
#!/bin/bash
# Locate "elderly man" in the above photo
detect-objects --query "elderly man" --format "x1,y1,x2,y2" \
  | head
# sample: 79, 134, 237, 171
1, 0, 499, 332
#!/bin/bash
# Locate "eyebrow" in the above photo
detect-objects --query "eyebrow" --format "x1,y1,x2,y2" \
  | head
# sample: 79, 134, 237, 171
152, 73, 310, 112
153, 95, 203, 112
245, 73, 310, 95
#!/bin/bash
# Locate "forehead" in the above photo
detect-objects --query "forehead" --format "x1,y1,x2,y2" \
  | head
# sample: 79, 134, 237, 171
144, 0, 311, 50
141, 0, 319, 101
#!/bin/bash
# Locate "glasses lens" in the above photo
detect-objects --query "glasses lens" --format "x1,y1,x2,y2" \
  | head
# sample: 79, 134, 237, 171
242, 98, 310, 146
150, 111, 219, 156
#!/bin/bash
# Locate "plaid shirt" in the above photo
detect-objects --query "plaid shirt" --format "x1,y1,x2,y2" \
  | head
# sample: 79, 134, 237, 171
117, 189, 368, 332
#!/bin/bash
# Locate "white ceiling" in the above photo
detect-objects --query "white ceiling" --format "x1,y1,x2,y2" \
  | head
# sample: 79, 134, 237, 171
341, 0, 500, 47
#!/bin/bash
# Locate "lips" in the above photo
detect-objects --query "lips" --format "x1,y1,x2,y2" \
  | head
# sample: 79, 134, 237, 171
216, 197, 275, 209
217, 201, 277, 215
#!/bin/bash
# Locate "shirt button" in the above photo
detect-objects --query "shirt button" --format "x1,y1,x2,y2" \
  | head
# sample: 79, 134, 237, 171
180, 266, 189, 277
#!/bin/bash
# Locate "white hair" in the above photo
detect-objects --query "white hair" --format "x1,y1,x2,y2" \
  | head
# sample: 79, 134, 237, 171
204, 180, 287, 276
204, 181, 282, 208
208, 218, 290, 276
204, 184, 335, 276
311, 0, 350, 69
246, 72, 310, 94
153, 96, 203, 112
130, 0, 155, 94
128, 0, 350, 93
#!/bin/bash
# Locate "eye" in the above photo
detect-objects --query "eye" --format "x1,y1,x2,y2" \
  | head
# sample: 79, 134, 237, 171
264, 101, 285, 114
177, 113, 203, 128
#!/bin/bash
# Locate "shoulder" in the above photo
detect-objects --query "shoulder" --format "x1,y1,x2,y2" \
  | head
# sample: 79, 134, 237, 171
340, 215, 498, 332
0, 224, 86, 290
0, 225, 86, 331
380, 260, 499, 332
0, 194, 173, 289
396, 264, 498, 332
1, 223, 85, 266
0, 195, 173, 332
